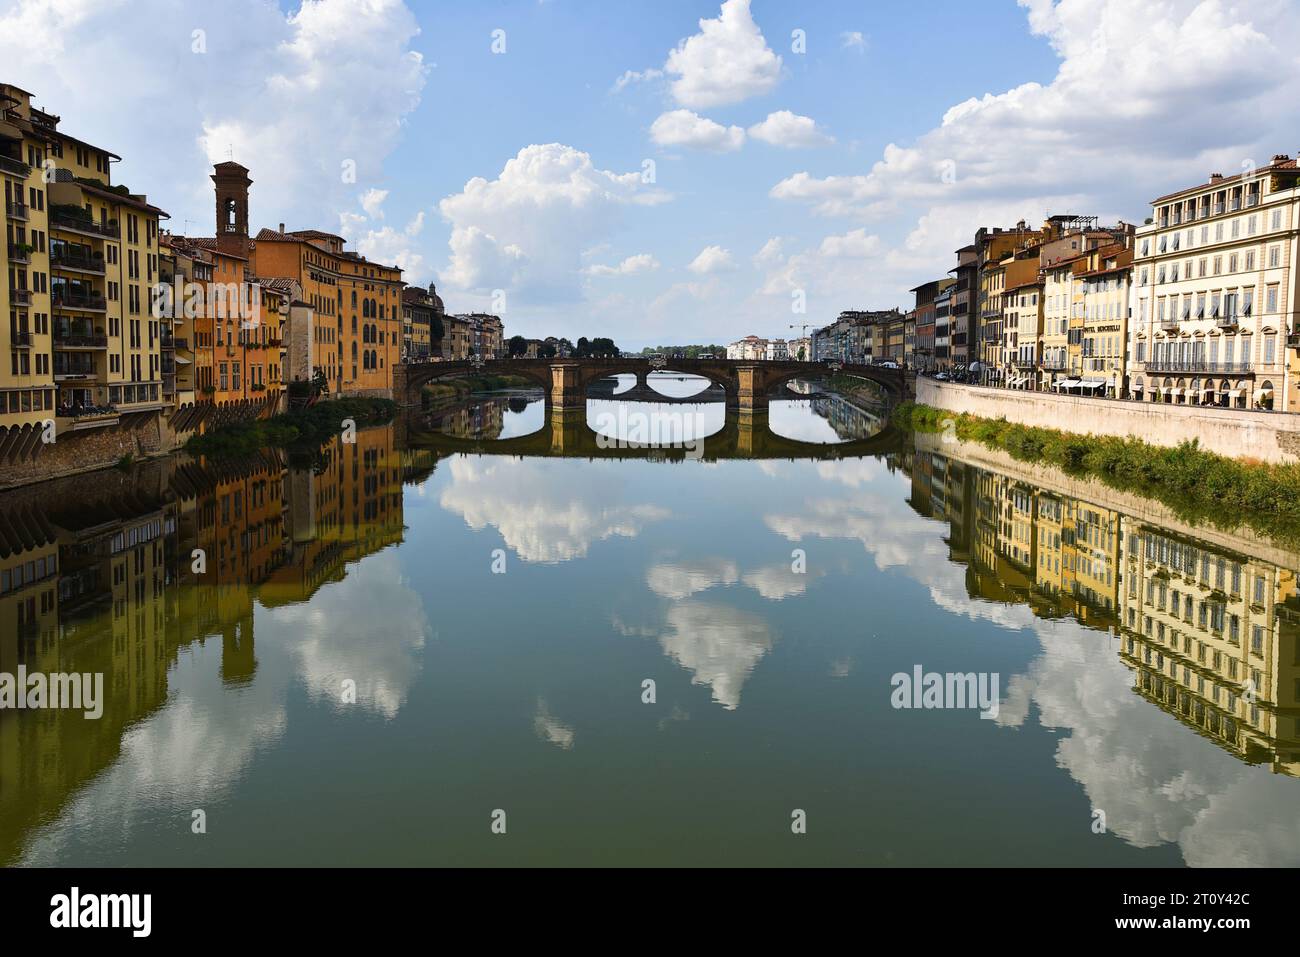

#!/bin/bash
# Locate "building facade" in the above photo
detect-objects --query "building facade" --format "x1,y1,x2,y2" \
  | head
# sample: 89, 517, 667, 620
1130, 157, 1300, 411
2, 83, 169, 432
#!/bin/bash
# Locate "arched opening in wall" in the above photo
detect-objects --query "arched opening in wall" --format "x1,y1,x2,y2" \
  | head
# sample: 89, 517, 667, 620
1257, 380, 1275, 411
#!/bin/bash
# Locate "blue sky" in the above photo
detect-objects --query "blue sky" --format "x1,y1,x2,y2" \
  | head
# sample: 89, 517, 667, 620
4, 0, 1299, 347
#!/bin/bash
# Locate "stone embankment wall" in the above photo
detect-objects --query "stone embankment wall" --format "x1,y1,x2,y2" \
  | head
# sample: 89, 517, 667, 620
916, 379, 1300, 464
0, 395, 281, 490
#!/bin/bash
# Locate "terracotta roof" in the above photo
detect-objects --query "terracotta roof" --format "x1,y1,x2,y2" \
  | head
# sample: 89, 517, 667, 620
168, 235, 250, 262
255, 277, 298, 295
1150, 157, 1298, 205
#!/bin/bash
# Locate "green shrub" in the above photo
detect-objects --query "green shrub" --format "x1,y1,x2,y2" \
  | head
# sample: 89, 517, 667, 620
185, 397, 396, 459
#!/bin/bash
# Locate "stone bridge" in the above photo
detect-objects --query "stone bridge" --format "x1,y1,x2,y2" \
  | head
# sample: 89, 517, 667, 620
404, 405, 903, 462
393, 357, 913, 411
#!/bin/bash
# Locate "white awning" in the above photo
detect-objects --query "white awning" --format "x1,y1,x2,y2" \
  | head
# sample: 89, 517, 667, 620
1228, 388, 1245, 398
1255, 388, 1274, 399
1079, 379, 1107, 388
1170, 387, 1184, 397
1056, 378, 1081, 389
174, 356, 192, 365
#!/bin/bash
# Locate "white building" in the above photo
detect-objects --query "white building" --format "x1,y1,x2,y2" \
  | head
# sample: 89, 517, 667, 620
765, 338, 788, 361
726, 335, 768, 360
1130, 155, 1300, 411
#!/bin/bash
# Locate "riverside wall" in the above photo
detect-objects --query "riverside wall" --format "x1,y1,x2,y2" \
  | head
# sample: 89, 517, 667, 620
916, 379, 1300, 464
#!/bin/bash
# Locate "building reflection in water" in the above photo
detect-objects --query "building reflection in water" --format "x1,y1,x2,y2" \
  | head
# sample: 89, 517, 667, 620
0, 428, 435, 863
902, 444, 1300, 779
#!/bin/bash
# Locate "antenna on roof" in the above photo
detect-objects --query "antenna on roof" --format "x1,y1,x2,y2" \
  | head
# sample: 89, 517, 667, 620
226, 144, 234, 161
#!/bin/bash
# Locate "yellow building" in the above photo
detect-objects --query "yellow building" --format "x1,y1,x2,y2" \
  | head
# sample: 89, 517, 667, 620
1, 83, 168, 433
1074, 242, 1133, 397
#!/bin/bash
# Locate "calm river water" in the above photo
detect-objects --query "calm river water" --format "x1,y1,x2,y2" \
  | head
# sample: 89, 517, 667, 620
1, 374, 1296, 866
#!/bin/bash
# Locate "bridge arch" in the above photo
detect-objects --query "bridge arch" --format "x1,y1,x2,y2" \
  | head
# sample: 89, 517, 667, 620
399, 359, 552, 402
758, 363, 904, 403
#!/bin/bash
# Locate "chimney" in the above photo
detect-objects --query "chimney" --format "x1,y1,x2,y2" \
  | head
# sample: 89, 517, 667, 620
1208, 172, 1224, 183
279, 222, 285, 234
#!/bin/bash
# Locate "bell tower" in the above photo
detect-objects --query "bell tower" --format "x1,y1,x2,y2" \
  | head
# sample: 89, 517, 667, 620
211, 161, 252, 259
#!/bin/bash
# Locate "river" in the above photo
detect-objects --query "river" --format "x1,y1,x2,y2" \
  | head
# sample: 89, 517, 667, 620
1, 375, 1296, 866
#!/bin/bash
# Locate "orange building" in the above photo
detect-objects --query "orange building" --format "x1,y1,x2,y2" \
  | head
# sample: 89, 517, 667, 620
182, 161, 403, 399
251, 228, 401, 396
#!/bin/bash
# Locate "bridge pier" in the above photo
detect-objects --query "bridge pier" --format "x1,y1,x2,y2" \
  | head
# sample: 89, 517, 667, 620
550, 362, 584, 410
731, 365, 769, 413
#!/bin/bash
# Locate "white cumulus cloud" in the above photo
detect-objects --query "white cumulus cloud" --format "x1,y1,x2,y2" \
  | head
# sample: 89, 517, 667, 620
663, 0, 782, 108
687, 245, 736, 274
748, 110, 834, 148
650, 109, 746, 152
437, 143, 667, 302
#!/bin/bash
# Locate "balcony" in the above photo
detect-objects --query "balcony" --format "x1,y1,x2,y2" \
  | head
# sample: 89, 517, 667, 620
54, 329, 108, 349
10, 330, 31, 348
53, 363, 100, 381
0, 155, 28, 178
8, 242, 32, 264
50, 208, 118, 239
1160, 315, 1181, 332
50, 247, 106, 274
5, 200, 27, 221
10, 288, 31, 306
172, 336, 190, 351
52, 288, 107, 311
1143, 359, 1253, 375
1041, 358, 1067, 371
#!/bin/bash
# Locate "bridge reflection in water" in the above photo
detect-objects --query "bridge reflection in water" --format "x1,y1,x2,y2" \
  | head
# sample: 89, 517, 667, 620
410, 399, 897, 460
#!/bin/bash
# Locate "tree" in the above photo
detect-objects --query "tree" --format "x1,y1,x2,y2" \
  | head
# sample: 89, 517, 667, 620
797, 345, 806, 361
507, 335, 529, 357
539, 343, 557, 359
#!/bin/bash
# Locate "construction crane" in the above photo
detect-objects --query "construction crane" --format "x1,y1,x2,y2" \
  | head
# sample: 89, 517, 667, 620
789, 323, 814, 361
